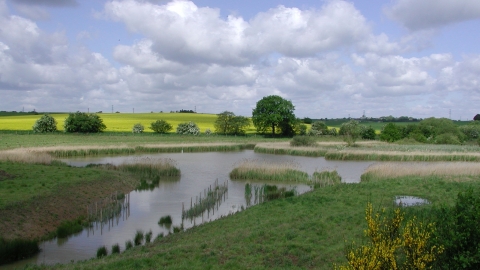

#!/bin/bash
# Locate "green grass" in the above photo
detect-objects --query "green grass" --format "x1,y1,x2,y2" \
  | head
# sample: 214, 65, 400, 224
0, 132, 280, 151
0, 162, 129, 208
29, 172, 480, 270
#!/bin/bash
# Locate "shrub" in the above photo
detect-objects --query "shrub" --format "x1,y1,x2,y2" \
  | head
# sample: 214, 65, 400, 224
96, 246, 108, 258
432, 189, 480, 269
337, 203, 442, 269
111, 244, 120, 254
132, 123, 144, 133
176, 121, 200, 135
32, 114, 57, 133
290, 136, 317, 147
63, 111, 106, 133
298, 124, 307, 135
204, 128, 212, 135
149, 120, 172, 134
380, 123, 402, 142
339, 120, 361, 146
309, 121, 328, 136
459, 123, 480, 140
434, 133, 461, 145
329, 127, 338, 136
360, 125, 376, 140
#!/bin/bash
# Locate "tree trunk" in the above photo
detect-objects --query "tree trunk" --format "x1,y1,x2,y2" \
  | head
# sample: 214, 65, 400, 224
272, 124, 275, 136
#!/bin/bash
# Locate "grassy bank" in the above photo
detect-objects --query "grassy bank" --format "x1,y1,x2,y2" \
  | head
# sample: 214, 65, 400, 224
27, 167, 480, 270
0, 132, 279, 151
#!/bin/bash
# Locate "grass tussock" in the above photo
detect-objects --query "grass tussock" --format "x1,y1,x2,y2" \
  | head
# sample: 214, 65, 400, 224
229, 159, 310, 183
363, 162, 480, 179
312, 170, 342, 188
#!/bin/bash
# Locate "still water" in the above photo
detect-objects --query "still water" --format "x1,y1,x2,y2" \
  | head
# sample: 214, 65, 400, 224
5, 150, 374, 268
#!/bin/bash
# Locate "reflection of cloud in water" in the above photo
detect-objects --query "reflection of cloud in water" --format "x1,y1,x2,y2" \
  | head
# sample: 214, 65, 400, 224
30, 150, 376, 267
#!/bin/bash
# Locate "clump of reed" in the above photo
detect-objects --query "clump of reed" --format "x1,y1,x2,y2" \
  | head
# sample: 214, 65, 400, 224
363, 162, 480, 180
111, 244, 120, 254
0, 237, 40, 265
96, 246, 108, 258
158, 215, 173, 226
125, 240, 133, 250
134, 230, 144, 246
117, 157, 181, 177
182, 179, 228, 220
48, 146, 135, 158
229, 159, 310, 183
145, 231, 153, 244
312, 170, 342, 188
245, 184, 296, 205
56, 217, 84, 238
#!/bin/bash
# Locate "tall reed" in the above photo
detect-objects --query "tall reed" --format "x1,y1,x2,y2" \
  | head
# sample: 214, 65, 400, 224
229, 159, 310, 183
362, 162, 480, 180
182, 179, 228, 220
0, 237, 39, 265
312, 170, 342, 188
325, 150, 480, 162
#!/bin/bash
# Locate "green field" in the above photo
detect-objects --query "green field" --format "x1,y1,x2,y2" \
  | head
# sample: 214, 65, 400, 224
0, 112, 259, 133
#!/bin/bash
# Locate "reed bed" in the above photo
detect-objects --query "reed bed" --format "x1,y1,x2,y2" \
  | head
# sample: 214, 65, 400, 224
0, 149, 53, 164
229, 159, 310, 183
0, 237, 39, 265
325, 150, 480, 161
182, 179, 228, 220
363, 162, 480, 179
117, 158, 181, 177
254, 142, 329, 157
312, 170, 342, 188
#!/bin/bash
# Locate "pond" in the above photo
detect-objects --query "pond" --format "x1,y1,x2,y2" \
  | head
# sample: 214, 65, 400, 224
4, 150, 374, 269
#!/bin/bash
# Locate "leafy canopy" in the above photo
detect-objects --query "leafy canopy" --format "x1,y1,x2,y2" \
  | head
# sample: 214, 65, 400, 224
149, 120, 172, 134
32, 114, 57, 133
214, 111, 250, 135
252, 95, 296, 136
63, 112, 106, 133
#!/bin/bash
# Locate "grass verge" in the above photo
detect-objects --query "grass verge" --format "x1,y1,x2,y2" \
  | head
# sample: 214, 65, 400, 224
28, 170, 480, 270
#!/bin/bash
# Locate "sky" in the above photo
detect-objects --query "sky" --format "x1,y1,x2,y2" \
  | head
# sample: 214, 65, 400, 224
0, 0, 479, 119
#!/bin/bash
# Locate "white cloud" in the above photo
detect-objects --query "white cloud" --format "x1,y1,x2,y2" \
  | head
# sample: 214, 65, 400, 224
12, 4, 50, 20
105, 0, 370, 64
385, 0, 480, 31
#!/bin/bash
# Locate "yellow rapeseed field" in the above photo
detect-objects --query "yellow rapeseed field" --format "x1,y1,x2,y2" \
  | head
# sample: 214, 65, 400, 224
0, 112, 257, 133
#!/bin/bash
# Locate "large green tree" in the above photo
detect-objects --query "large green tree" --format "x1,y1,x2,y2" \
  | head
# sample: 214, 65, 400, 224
252, 95, 296, 136
214, 111, 250, 135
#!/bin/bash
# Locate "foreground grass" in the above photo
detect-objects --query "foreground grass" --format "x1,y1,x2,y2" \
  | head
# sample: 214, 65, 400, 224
29, 171, 480, 269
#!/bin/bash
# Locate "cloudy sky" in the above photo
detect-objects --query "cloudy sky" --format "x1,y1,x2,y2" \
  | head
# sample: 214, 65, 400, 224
0, 0, 479, 119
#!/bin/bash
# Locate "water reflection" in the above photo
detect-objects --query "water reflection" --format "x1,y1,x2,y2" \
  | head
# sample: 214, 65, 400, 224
4, 150, 374, 269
